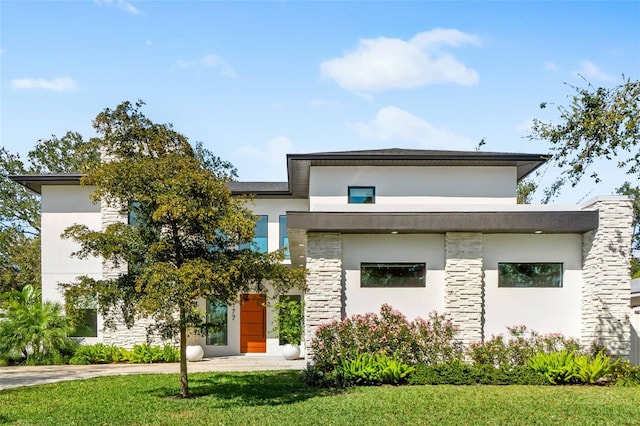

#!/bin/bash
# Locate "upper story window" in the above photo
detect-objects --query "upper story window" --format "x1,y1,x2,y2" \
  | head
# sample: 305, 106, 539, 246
361, 262, 426, 287
240, 215, 268, 253
279, 215, 289, 259
498, 263, 563, 288
348, 186, 375, 204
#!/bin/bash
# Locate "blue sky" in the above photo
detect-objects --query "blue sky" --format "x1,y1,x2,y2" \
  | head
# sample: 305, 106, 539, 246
1, 1, 638, 203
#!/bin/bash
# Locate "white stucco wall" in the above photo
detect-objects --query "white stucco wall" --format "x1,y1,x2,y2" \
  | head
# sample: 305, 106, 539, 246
482, 234, 583, 339
41, 185, 102, 304
250, 198, 308, 255
342, 234, 446, 320
309, 166, 517, 211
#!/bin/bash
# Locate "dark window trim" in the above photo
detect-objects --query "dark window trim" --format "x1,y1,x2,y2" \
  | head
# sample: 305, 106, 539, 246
498, 262, 564, 288
348, 186, 376, 204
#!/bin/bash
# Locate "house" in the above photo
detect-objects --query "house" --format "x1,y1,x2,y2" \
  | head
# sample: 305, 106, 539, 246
10, 148, 635, 361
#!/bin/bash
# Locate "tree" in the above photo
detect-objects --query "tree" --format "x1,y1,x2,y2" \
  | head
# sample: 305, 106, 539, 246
61, 101, 306, 398
0, 133, 99, 293
529, 77, 639, 267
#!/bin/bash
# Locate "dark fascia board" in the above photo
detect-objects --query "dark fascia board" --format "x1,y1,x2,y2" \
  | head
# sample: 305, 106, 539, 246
227, 181, 295, 198
9, 174, 84, 194
286, 211, 599, 234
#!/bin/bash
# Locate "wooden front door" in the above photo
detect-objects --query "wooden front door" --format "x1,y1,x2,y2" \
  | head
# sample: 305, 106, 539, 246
240, 294, 266, 353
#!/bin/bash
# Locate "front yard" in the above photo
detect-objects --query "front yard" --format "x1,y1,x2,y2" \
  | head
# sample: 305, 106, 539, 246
1, 370, 639, 425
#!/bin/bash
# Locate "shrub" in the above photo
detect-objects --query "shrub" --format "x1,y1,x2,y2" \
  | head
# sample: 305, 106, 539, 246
408, 363, 548, 386
69, 344, 127, 365
467, 325, 581, 367
574, 351, 616, 384
526, 350, 578, 384
608, 360, 640, 387
0, 285, 77, 365
311, 304, 462, 373
338, 353, 415, 387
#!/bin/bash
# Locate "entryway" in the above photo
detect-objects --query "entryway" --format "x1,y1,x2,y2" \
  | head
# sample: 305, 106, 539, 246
240, 294, 266, 353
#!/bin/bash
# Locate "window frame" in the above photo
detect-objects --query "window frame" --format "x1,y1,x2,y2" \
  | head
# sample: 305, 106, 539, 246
360, 262, 426, 288
206, 299, 228, 346
348, 186, 376, 204
498, 262, 564, 288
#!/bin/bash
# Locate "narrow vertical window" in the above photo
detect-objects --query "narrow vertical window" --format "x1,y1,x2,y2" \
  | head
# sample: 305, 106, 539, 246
206, 299, 228, 345
240, 215, 268, 253
348, 186, 375, 204
279, 215, 289, 259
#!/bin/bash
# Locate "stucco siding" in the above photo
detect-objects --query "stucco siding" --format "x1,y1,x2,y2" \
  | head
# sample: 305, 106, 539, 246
483, 234, 583, 339
342, 234, 445, 319
309, 166, 517, 211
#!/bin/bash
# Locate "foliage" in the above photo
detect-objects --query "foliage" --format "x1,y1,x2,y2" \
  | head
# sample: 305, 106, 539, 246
128, 344, 180, 363
3, 372, 640, 426
466, 325, 581, 367
0, 285, 77, 365
408, 363, 548, 386
609, 360, 640, 387
526, 350, 578, 385
270, 296, 303, 345
616, 181, 640, 255
517, 178, 537, 204
573, 351, 617, 384
60, 100, 306, 397
69, 343, 128, 365
0, 133, 98, 294
530, 77, 639, 194
311, 304, 463, 374
337, 353, 414, 387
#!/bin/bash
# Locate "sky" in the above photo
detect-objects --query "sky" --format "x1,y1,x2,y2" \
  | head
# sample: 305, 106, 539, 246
1, 1, 639, 204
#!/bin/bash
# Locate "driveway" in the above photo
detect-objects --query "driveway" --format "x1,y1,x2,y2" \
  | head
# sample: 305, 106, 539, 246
0, 356, 305, 391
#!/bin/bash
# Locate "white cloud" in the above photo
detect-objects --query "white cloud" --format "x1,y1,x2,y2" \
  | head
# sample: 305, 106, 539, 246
11, 76, 77, 91
351, 105, 473, 149
320, 28, 480, 92
95, 0, 141, 15
573, 60, 613, 81
544, 61, 557, 71
235, 137, 293, 180
176, 54, 237, 78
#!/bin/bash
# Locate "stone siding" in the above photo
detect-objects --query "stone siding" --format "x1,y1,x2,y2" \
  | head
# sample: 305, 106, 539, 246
304, 233, 343, 361
100, 200, 164, 348
582, 197, 633, 357
445, 232, 484, 346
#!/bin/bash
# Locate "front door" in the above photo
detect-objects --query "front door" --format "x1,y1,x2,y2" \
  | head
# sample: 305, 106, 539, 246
240, 294, 266, 353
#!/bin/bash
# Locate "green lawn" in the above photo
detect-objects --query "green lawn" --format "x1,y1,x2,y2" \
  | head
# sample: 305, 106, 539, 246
1, 371, 639, 425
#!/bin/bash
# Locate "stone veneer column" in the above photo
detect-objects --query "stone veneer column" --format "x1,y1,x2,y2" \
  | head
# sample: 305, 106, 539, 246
101, 201, 162, 348
582, 196, 633, 357
444, 232, 484, 346
304, 233, 343, 362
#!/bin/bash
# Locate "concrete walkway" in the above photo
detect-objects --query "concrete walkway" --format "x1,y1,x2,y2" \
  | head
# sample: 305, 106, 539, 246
0, 356, 305, 391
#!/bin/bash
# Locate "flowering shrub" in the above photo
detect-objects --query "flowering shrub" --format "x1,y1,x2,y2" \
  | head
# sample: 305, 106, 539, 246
466, 325, 582, 367
311, 304, 463, 373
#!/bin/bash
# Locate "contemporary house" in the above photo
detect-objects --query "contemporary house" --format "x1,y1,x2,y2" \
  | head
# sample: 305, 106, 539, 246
11, 148, 635, 361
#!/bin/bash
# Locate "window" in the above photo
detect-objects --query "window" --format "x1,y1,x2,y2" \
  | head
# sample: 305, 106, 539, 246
348, 186, 375, 204
240, 215, 268, 253
128, 201, 142, 227
361, 263, 426, 287
276, 295, 301, 345
498, 263, 563, 288
279, 215, 289, 259
70, 309, 98, 338
206, 299, 228, 345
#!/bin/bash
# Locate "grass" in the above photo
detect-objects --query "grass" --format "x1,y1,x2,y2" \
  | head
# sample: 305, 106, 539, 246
1, 371, 639, 425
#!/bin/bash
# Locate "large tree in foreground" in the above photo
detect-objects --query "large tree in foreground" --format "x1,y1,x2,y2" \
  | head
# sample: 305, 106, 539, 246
529, 77, 640, 273
62, 101, 306, 397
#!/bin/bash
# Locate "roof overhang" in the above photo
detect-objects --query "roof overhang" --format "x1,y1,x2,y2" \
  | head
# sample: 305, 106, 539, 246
286, 150, 548, 198
9, 174, 84, 194
287, 210, 598, 267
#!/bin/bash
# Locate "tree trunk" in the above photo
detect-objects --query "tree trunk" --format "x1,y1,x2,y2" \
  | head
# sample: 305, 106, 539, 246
179, 309, 189, 398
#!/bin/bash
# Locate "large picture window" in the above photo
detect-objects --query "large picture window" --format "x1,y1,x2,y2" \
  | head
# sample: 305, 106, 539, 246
69, 309, 98, 338
348, 186, 375, 204
498, 263, 563, 288
361, 263, 426, 287
206, 299, 228, 345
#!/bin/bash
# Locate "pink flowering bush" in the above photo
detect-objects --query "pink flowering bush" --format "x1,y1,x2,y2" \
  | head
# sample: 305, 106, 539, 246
466, 325, 582, 367
311, 304, 463, 373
